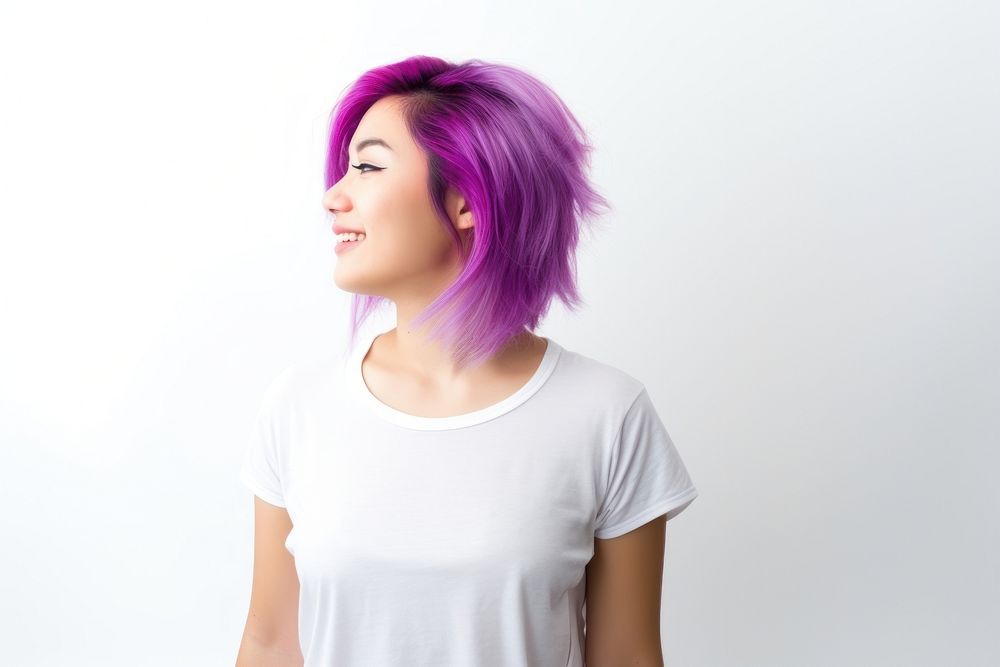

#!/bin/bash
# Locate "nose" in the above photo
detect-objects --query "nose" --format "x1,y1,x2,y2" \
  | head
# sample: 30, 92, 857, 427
323, 181, 352, 217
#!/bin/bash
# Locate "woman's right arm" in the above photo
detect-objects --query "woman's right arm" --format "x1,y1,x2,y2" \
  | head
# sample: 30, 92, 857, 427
235, 496, 303, 666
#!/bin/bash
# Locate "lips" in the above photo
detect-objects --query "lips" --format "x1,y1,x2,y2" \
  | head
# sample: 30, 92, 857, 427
333, 223, 364, 235
334, 236, 364, 254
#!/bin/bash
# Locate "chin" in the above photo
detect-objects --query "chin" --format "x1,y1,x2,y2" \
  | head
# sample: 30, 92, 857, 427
333, 270, 376, 296
332, 271, 358, 293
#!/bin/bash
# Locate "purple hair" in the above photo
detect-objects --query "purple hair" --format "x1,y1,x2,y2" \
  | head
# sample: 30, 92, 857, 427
325, 55, 612, 369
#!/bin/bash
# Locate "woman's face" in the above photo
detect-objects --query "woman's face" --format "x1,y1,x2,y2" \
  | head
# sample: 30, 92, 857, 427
324, 95, 471, 301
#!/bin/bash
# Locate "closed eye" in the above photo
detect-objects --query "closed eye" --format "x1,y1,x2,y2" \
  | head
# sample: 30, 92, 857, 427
351, 162, 382, 173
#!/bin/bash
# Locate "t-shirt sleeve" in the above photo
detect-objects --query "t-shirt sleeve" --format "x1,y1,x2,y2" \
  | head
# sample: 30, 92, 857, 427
238, 366, 295, 508
594, 386, 699, 539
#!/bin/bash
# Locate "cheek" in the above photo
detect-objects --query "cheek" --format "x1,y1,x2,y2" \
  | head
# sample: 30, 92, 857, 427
381, 222, 453, 265
376, 191, 452, 254
364, 178, 424, 226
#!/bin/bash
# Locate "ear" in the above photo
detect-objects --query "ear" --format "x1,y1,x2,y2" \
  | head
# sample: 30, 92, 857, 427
444, 184, 474, 232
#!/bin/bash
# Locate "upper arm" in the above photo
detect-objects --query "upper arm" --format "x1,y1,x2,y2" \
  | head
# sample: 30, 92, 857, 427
585, 514, 667, 666
240, 495, 301, 657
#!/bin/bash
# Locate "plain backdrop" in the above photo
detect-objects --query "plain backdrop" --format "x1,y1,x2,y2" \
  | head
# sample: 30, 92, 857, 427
1, 1, 997, 665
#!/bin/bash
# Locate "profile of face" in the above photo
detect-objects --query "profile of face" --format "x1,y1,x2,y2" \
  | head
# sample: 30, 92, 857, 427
324, 95, 473, 301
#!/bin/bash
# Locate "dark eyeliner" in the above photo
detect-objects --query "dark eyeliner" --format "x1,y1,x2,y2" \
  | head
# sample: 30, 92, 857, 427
351, 162, 382, 173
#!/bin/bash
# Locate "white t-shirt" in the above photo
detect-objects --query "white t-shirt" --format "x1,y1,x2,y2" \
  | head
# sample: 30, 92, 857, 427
239, 331, 698, 666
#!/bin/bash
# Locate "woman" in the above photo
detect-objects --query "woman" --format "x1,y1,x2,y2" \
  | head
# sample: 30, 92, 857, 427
237, 55, 698, 666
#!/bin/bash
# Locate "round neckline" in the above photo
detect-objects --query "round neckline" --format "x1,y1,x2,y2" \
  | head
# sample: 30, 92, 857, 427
350, 330, 562, 431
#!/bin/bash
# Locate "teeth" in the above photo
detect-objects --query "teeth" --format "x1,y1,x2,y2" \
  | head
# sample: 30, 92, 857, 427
335, 232, 366, 243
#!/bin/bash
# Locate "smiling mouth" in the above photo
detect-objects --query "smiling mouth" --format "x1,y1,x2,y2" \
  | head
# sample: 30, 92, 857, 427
335, 232, 366, 254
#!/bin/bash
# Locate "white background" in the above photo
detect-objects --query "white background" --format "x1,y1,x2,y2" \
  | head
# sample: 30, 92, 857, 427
1, 1, 997, 665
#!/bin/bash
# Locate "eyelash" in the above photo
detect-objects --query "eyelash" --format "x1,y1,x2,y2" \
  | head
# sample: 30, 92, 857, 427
351, 162, 381, 173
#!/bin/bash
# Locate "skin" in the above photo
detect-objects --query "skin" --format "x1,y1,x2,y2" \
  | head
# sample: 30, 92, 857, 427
237, 497, 302, 666
586, 520, 669, 666
238, 93, 670, 666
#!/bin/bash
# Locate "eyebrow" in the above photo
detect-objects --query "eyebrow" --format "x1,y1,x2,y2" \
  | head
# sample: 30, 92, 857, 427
352, 137, 394, 153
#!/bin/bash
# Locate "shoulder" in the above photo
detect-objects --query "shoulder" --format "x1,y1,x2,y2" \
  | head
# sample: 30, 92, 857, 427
256, 354, 345, 411
551, 343, 646, 412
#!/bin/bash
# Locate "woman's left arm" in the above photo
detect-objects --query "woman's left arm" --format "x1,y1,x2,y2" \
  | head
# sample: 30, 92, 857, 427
584, 515, 668, 667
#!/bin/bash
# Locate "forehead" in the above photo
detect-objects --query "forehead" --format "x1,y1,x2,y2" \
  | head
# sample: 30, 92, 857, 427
351, 96, 411, 154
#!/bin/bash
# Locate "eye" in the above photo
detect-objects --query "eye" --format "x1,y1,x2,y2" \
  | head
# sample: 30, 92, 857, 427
350, 162, 382, 174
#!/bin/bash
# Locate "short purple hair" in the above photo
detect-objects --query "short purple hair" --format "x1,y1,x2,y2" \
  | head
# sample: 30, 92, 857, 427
325, 55, 611, 369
